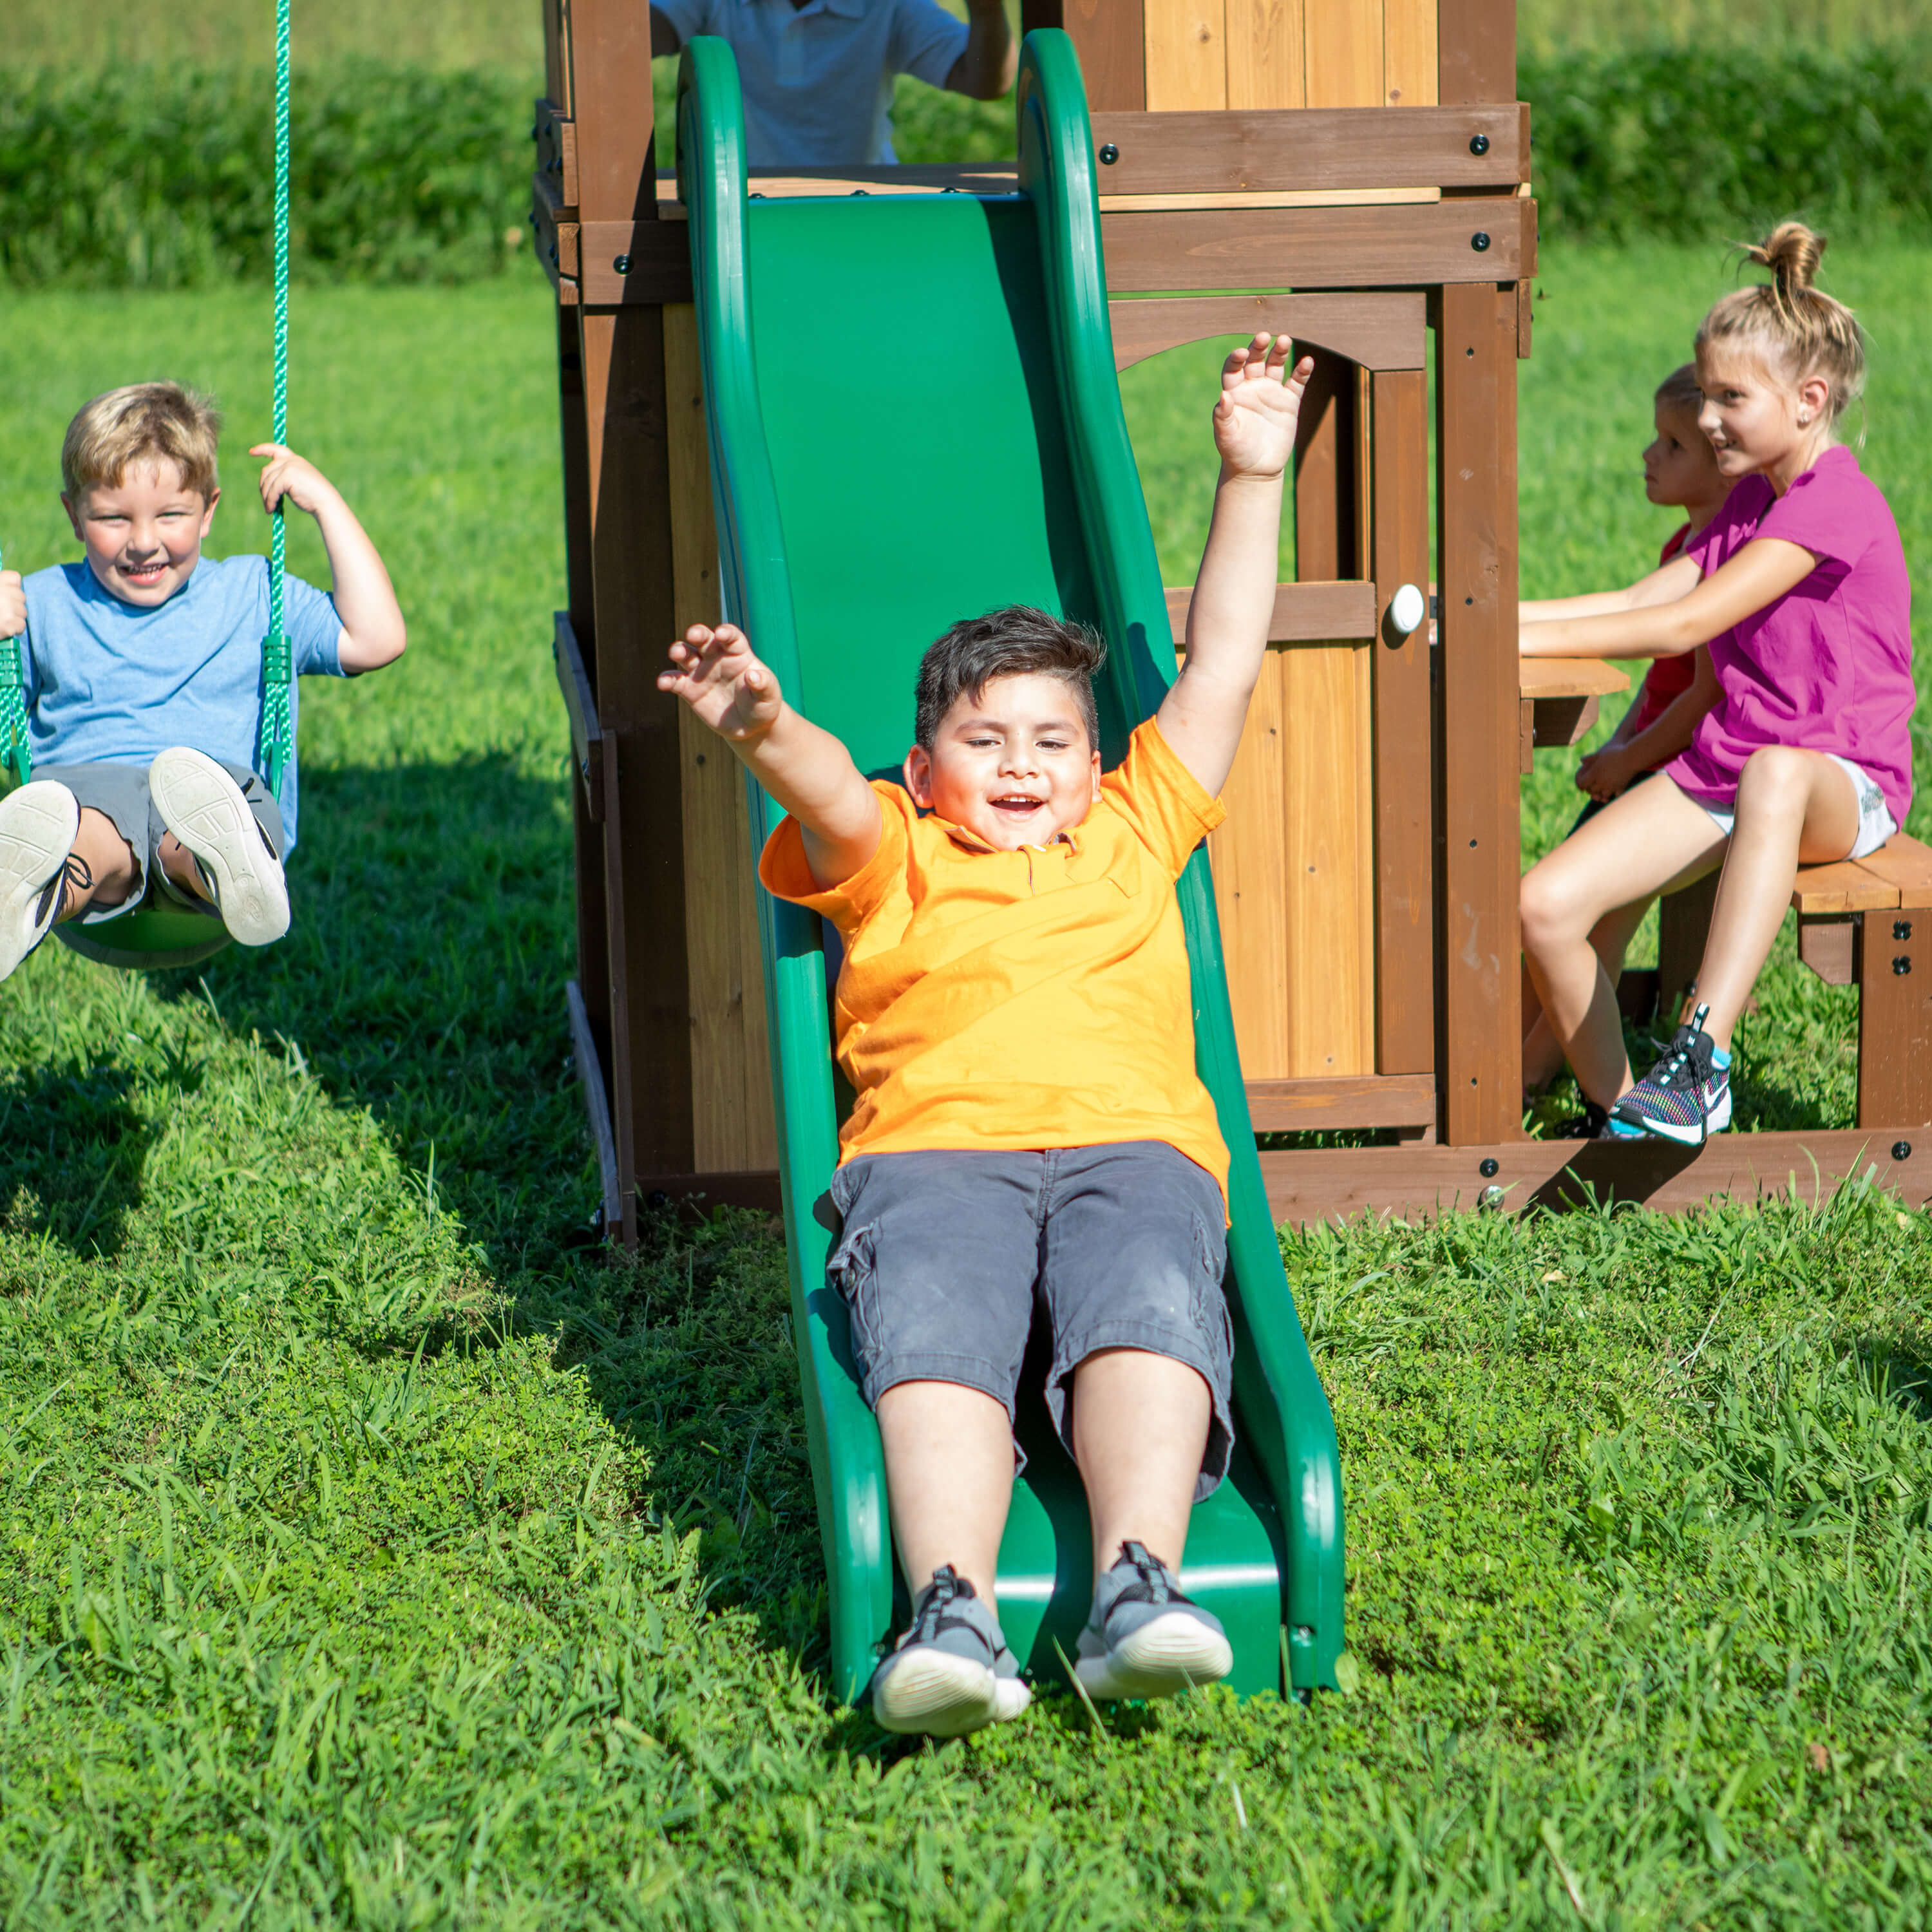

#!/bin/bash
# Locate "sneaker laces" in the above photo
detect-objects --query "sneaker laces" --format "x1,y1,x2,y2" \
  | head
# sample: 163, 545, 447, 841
909, 1565, 975, 1644
1111, 1541, 1179, 1608
1645, 1001, 1714, 1094
32, 852, 91, 927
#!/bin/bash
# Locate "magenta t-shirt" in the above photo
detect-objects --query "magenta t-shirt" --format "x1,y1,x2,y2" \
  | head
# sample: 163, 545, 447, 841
1664, 445, 1915, 828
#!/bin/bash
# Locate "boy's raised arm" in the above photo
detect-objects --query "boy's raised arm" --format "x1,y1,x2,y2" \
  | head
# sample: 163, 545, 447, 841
659, 622, 881, 889
1156, 336, 1313, 800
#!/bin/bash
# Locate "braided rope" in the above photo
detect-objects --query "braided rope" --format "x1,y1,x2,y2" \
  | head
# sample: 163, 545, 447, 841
256, 0, 294, 795
0, 545, 30, 788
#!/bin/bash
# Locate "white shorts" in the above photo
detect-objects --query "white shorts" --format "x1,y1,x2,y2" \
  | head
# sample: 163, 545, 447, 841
1701, 753, 1897, 861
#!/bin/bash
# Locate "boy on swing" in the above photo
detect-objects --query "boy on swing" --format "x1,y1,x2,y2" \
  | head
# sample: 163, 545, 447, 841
0, 382, 406, 978
661, 335, 1312, 1736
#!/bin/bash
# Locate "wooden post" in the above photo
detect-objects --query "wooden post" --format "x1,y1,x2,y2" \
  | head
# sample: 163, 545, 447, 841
1857, 910, 1932, 1128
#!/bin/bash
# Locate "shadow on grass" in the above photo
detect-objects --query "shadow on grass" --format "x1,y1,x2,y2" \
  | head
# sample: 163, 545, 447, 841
0, 1062, 155, 1260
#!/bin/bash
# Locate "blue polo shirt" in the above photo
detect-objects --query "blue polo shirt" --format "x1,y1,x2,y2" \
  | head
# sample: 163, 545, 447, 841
19, 555, 344, 850
653, 0, 970, 166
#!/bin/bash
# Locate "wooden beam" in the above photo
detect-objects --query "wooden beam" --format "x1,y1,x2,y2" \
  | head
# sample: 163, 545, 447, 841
1434, 283, 1522, 1143
1168, 579, 1377, 644
1437, 0, 1517, 106
1260, 1129, 1932, 1227
1858, 909, 1932, 1128
1111, 291, 1426, 372
1086, 105, 1527, 193
1100, 196, 1530, 292
1245, 1074, 1435, 1132
1065, 0, 1146, 109
553, 612, 603, 817
568, 0, 658, 224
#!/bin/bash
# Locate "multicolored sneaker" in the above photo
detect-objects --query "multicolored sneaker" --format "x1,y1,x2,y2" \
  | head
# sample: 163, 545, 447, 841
1074, 1541, 1233, 1700
1608, 1002, 1732, 1146
868, 1566, 1031, 1737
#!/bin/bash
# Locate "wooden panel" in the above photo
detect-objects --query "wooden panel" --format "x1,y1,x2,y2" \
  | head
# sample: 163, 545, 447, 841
1846, 834, 1932, 909
1858, 910, 1932, 1127
553, 612, 603, 815
1370, 370, 1433, 1078
1438, 0, 1517, 105
1207, 648, 1291, 1077
1790, 860, 1900, 917
568, 0, 657, 223
664, 307, 779, 1175
1087, 106, 1526, 193
1168, 579, 1377, 644
1657, 870, 1719, 1023
1519, 656, 1628, 700
1245, 1072, 1435, 1130
1305, 0, 1383, 108
1100, 200, 1530, 292
1283, 643, 1372, 1077
1145, 0, 1228, 109
1434, 283, 1521, 1143
1112, 292, 1427, 372
1352, 632, 1376, 1070
1066, 0, 1147, 109
1225, 0, 1303, 109
1383, 0, 1438, 105
1259, 1130, 1932, 1228
1530, 694, 1598, 748
1797, 914, 1857, 987
1294, 353, 1360, 582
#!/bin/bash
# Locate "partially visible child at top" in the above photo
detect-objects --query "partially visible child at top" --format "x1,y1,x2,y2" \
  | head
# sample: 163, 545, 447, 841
661, 335, 1314, 1738
1518, 363, 1732, 1104
0, 383, 406, 979
1519, 223, 1913, 1143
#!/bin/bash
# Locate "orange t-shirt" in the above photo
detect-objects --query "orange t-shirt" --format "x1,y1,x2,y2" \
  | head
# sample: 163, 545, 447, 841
757, 719, 1232, 1202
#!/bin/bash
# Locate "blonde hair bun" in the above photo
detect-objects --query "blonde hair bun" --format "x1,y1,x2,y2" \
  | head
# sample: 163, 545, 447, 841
1747, 221, 1826, 298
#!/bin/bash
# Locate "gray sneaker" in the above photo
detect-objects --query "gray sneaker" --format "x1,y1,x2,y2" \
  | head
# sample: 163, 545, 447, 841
869, 1566, 1032, 1737
0, 781, 80, 981
1074, 1541, 1233, 1700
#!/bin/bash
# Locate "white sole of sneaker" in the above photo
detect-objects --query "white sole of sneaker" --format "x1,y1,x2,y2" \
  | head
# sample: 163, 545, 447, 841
872, 1649, 1003, 1737
1075, 1612, 1235, 1701
148, 749, 289, 947
0, 782, 80, 981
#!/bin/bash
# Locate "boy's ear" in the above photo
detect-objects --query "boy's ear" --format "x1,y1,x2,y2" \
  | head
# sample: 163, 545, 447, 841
199, 487, 221, 535
1090, 746, 1102, 799
903, 744, 933, 808
60, 491, 83, 540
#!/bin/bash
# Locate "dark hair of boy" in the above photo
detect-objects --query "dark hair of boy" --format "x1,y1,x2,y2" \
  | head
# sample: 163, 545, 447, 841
914, 606, 1108, 750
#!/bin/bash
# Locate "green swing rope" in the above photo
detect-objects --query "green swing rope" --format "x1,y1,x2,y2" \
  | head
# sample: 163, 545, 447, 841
1, 1, 294, 799
256, 0, 294, 795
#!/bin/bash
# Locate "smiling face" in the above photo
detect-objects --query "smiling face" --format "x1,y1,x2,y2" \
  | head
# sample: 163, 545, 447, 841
1694, 345, 1832, 491
1642, 399, 1722, 511
903, 672, 1103, 851
63, 458, 219, 607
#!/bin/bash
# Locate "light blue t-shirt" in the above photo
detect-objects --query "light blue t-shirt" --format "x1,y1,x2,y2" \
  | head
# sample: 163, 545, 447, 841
652, 0, 969, 166
21, 555, 344, 850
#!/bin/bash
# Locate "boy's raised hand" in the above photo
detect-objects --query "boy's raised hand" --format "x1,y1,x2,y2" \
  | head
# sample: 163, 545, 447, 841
658, 623, 782, 742
1213, 334, 1314, 482
0, 571, 23, 641
250, 444, 342, 518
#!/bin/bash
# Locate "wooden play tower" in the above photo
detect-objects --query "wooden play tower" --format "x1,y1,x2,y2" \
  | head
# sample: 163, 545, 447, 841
535, 0, 1932, 1240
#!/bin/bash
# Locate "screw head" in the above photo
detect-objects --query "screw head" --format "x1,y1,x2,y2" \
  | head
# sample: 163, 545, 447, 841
647, 1189, 668, 1209
1895, 919, 1913, 942
1893, 1141, 1913, 1162
1478, 1184, 1506, 1211
1471, 231, 1492, 252
1469, 133, 1491, 155
613, 254, 631, 275
1098, 142, 1120, 165
1895, 956, 1913, 976
1479, 1158, 1500, 1178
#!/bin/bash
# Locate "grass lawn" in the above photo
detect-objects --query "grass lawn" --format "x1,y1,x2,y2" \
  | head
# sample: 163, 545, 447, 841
1, 250, 1929, 1927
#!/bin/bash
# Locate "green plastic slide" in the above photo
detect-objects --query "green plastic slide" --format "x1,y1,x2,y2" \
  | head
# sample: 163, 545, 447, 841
676, 29, 1344, 1702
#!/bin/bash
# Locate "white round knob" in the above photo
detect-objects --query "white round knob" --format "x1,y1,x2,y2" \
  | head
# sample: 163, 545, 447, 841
1388, 582, 1425, 637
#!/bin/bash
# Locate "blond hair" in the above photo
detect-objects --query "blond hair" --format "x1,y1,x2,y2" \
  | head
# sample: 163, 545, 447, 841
1696, 222, 1865, 426
61, 383, 222, 502
1654, 363, 1704, 417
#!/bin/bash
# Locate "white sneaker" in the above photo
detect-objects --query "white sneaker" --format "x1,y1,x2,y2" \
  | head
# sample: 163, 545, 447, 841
0, 781, 80, 981
148, 748, 289, 946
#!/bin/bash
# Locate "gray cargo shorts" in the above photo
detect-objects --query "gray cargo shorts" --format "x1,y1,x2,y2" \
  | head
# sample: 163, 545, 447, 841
37, 759, 281, 928
825, 1141, 1235, 1501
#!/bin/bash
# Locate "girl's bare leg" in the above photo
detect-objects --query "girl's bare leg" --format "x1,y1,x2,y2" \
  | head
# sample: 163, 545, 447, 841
1694, 748, 1860, 1050
1522, 898, 1652, 1095
1520, 778, 1728, 1107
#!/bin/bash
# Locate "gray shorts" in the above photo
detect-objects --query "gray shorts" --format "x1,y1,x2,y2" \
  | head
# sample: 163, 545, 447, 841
826, 1141, 1235, 1501
38, 760, 281, 929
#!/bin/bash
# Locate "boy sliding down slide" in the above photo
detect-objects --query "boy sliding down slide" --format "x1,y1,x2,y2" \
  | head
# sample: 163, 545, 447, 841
0, 383, 405, 978
663, 335, 1312, 1737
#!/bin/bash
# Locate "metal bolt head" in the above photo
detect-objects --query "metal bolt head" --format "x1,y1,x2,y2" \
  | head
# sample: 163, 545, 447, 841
1893, 1141, 1913, 1162
1895, 956, 1913, 976
1098, 142, 1120, 165
1479, 1158, 1500, 1178
1469, 133, 1490, 155
1471, 231, 1492, 252
1478, 1184, 1506, 1211
1895, 919, 1913, 942
613, 254, 632, 275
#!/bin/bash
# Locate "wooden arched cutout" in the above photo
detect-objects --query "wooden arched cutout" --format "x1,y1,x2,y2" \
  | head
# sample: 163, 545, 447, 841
1110, 291, 1425, 373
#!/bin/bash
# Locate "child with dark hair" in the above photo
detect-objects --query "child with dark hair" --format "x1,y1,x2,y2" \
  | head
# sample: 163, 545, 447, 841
661, 335, 1312, 1736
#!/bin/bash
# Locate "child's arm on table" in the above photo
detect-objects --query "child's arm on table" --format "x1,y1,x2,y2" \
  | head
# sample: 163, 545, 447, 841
1519, 537, 1815, 661
1520, 553, 1698, 625
251, 445, 406, 673
1157, 334, 1314, 799
1576, 648, 1719, 800
658, 621, 881, 889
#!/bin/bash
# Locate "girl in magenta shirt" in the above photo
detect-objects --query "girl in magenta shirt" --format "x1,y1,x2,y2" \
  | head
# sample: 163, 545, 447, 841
1519, 222, 1915, 1143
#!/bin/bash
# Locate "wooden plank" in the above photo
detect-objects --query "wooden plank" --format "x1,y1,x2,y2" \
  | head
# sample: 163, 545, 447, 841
1383, 0, 1438, 105
535, 99, 579, 209
1798, 914, 1856, 987
1352, 624, 1376, 1070
563, 219, 694, 305
664, 307, 780, 1177
1305, 0, 1383, 108
569, 0, 658, 224
1087, 106, 1525, 193
553, 612, 603, 816
1657, 869, 1719, 1023
1437, 0, 1517, 106
1099, 187, 1441, 211
1099, 198, 1530, 292
1294, 353, 1360, 583
1858, 907, 1932, 1126
567, 978, 622, 1236
1207, 647, 1291, 1077
1066, 0, 1147, 109
656, 164, 1023, 211
1846, 833, 1932, 909
554, 308, 596, 643
542, 0, 574, 118
1790, 858, 1900, 917
1518, 656, 1628, 699
1434, 283, 1521, 1142
1370, 368, 1434, 1077
1259, 1130, 1932, 1227
1224, 0, 1303, 109
634, 1170, 785, 1213
1144, 0, 1228, 110
1245, 1072, 1436, 1130
1168, 579, 1378, 643
1111, 292, 1426, 372
1283, 643, 1371, 1077
1530, 693, 1598, 748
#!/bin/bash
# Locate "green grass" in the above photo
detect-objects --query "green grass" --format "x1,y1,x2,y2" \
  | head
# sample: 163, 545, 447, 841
2, 254, 1931, 1926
